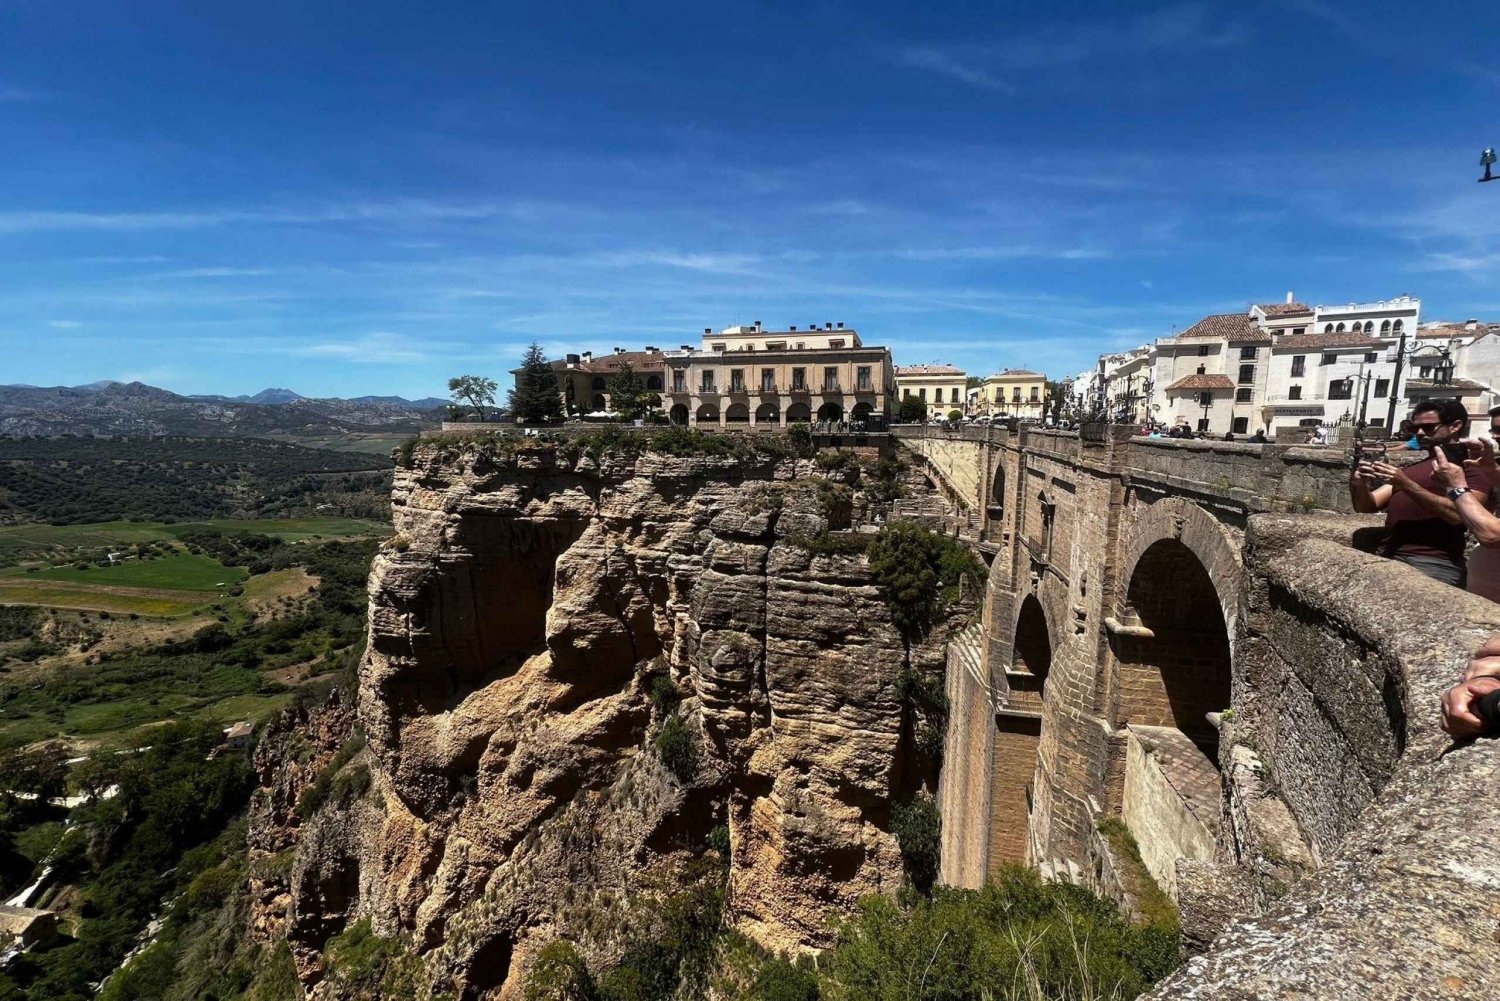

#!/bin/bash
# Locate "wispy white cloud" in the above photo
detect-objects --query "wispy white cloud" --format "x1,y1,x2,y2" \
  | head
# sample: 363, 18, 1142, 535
47, 319, 82, 329
0, 198, 558, 235
894, 48, 1016, 93
0, 85, 41, 103
892, 3, 1248, 91
144, 267, 276, 280
896, 245, 1112, 262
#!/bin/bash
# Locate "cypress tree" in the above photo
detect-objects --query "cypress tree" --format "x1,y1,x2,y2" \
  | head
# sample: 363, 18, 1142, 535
508, 343, 565, 424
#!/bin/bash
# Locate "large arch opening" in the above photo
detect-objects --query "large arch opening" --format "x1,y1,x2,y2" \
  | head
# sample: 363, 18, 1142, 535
1109, 537, 1231, 898
786, 402, 811, 423
725, 402, 750, 423
990, 464, 1006, 514
755, 402, 779, 423
817, 402, 843, 421
669, 403, 689, 426
695, 404, 720, 424
851, 401, 874, 420
1114, 538, 1230, 760
1010, 594, 1051, 705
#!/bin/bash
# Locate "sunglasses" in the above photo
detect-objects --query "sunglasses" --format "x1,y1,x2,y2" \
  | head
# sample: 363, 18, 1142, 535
1412, 423, 1446, 434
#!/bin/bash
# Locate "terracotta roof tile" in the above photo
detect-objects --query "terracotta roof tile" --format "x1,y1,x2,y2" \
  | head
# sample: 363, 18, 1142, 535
1165, 373, 1235, 392
1408, 378, 1485, 392
1256, 302, 1314, 318
1166, 313, 1269, 344
1271, 332, 1384, 352
895, 364, 965, 376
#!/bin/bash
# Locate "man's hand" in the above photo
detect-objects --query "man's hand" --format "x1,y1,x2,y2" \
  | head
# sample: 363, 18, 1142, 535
1442, 675, 1500, 738
1431, 447, 1467, 490
1463, 633, 1500, 682
1369, 461, 1415, 491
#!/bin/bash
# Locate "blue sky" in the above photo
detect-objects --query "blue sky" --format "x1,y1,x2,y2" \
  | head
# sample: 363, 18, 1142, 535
1, 1, 1497, 399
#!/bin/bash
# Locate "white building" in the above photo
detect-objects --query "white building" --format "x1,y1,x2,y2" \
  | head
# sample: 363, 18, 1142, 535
1091, 293, 1433, 437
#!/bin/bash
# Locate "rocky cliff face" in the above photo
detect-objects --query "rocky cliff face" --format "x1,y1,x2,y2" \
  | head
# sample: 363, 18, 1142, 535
250, 437, 963, 998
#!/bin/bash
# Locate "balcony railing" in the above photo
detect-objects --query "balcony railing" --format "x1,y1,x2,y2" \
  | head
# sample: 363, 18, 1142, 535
698, 386, 719, 396
729, 383, 747, 394
789, 384, 810, 394
822, 383, 842, 393
759, 383, 778, 394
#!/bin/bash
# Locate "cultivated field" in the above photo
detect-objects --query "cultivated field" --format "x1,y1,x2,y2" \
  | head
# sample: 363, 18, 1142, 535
0, 516, 388, 565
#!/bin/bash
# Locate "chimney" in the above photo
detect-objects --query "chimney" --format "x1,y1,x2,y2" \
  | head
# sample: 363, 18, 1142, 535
704, 327, 713, 335
581, 350, 593, 364
825, 322, 832, 330
680, 344, 693, 352
790, 325, 797, 331
644, 345, 657, 352
754, 319, 762, 330
614, 346, 624, 354
1468, 319, 1479, 330
565, 353, 580, 368
1287, 291, 1295, 304
836, 321, 844, 329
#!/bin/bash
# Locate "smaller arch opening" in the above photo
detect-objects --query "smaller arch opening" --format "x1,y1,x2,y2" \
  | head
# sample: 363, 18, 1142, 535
696, 403, 720, 423
669, 403, 689, 425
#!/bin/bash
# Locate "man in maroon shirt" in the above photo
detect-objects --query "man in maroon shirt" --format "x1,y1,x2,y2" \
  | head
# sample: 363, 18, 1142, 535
1350, 398, 1490, 588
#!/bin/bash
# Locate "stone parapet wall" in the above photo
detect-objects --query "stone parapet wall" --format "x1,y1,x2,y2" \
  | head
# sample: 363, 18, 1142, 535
1146, 514, 1500, 998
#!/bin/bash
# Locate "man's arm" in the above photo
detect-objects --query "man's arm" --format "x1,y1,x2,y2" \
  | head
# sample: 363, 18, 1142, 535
1369, 461, 1461, 524
1349, 465, 1392, 513
1454, 490, 1500, 544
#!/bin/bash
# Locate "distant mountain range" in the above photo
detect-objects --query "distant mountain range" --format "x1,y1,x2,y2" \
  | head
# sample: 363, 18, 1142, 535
0, 381, 448, 438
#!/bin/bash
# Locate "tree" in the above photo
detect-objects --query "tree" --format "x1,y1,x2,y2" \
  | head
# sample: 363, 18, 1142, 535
507, 344, 565, 424
448, 375, 498, 422
1045, 379, 1066, 422
608, 362, 652, 421
947, 409, 962, 423
898, 397, 927, 424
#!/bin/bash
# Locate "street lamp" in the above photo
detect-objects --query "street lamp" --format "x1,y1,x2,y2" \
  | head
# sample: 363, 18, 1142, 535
1483, 148, 1497, 183
1436, 342, 1456, 386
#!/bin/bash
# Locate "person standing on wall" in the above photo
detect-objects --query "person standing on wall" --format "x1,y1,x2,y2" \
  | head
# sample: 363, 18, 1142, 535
1350, 398, 1491, 588
1429, 405, 1500, 602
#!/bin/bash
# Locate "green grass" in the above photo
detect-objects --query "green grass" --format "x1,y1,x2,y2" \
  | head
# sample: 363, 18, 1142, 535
0, 578, 209, 616
0, 517, 389, 565
25, 551, 248, 592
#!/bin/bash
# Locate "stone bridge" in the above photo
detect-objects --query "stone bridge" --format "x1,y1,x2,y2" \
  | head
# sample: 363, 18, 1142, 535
897, 424, 1500, 998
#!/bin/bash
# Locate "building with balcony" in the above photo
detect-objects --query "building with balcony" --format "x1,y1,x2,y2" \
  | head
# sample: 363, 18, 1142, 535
662, 321, 894, 427
977, 369, 1048, 419
895, 363, 967, 418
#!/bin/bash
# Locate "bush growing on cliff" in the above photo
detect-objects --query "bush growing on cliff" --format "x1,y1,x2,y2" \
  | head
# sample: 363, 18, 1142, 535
655, 714, 699, 782
815, 867, 1179, 1000
866, 522, 986, 640
526, 940, 599, 1000
891, 793, 941, 892
295, 731, 368, 820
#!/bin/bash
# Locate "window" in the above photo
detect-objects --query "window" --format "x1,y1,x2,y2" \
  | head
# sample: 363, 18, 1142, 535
1370, 417, 1386, 428
1375, 378, 1390, 396
672, 371, 685, 392
1381, 320, 1391, 333
1196, 364, 1206, 375
1321, 353, 1336, 366
1197, 344, 1210, 357
591, 376, 607, 390
1238, 364, 1254, 384
1364, 321, 1374, 334
1029, 389, 1039, 402
1289, 385, 1302, 400
1419, 366, 1432, 379
1324, 323, 1334, 333
1236, 388, 1252, 402
1291, 355, 1306, 377
1364, 352, 1377, 363
1233, 417, 1249, 434
646, 375, 662, 391
1293, 327, 1306, 336
701, 371, 715, 392
1240, 346, 1257, 360
919, 387, 927, 401
951, 387, 960, 403
823, 366, 838, 391
792, 367, 806, 390
761, 368, 775, 392
730, 369, 745, 392
1328, 379, 1352, 400
1336, 322, 1346, 332
1197, 417, 1209, 432
1012, 388, 1022, 401
1198, 392, 1212, 407
1393, 319, 1403, 332
712, 343, 726, 352
828, 338, 845, 348
857, 366, 872, 391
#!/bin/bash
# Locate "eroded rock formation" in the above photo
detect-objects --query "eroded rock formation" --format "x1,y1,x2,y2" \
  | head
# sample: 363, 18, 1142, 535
250, 438, 962, 998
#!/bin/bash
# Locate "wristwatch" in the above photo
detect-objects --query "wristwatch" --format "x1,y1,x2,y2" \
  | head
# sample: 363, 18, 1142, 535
1448, 486, 1474, 501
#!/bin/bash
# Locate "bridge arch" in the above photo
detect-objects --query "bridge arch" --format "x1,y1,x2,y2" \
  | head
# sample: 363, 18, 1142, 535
1111, 498, 1237, 763
1010, 593, 1052, 700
